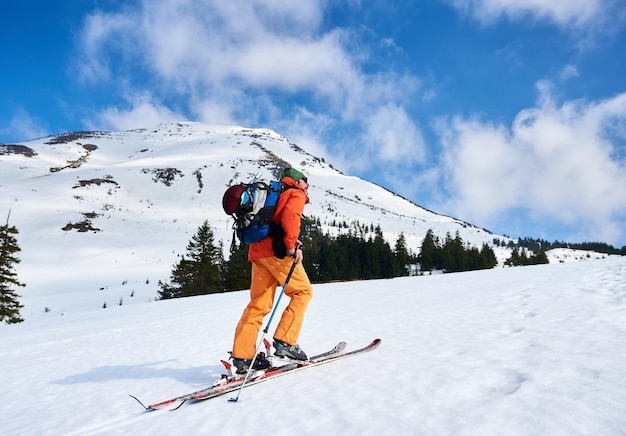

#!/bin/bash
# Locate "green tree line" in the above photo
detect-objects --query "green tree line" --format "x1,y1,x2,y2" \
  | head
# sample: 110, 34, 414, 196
158, 219, 504, 299
158, 218, 417, 298
417, 229, 498, 273
504, 246, 549, 266
493, 236, 626, 255
298, 217, 415, 282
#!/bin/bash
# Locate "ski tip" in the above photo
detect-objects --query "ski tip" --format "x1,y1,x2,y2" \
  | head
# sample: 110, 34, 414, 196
129, 394, 150, 411
331, 341, 347, 354
170, 399, 187, 411
363, 338, 382, 351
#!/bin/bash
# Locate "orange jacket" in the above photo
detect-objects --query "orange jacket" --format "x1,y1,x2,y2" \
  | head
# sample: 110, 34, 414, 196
248, 176, 309, 260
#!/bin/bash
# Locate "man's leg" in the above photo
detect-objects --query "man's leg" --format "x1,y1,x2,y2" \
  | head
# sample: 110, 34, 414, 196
257, 257, 313, 346
232, 260, 278, 359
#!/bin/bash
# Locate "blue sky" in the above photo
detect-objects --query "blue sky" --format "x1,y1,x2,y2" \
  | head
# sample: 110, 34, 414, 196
2, 0, 626, 247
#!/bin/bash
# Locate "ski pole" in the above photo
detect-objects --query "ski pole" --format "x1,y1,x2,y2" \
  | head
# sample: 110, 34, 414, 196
229, 255, 299, 403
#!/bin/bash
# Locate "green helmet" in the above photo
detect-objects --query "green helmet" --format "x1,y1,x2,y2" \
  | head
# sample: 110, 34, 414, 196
280, 167, 307, 183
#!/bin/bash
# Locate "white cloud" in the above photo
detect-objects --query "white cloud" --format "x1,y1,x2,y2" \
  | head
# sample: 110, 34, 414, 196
362, 104, 426, 165
434, 85, 626, 244
1, 109, 48, 142
92, 93, 186, 131
192, 98, 238, 127
559, 64, 580, 81
74, 0, 424, 177
78, 11, 135, 83
445, 0, 609, 28
77, 0, 349, 97
280, 107, 336, 159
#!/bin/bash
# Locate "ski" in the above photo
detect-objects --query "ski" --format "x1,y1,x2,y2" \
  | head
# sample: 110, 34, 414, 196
130, 341, 348, 411
130, 339, 380, 411
218, 338, 381, 404
131, 340, 350, 411
189, 339, 379, 405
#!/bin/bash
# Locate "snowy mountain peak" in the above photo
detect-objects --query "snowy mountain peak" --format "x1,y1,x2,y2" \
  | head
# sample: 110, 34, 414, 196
2, 122, 502, 316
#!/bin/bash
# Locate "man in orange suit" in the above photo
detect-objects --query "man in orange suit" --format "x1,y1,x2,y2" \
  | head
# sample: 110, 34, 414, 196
231, 167, 313, 374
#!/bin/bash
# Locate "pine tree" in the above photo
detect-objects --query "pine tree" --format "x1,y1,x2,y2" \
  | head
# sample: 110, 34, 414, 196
0, 213, 25, 324
418, 229, 438, 272
393, 233, 412, 277
223, 245, 251, 291
301, 215, 323, 281
318, 238, 340, 281
519, 248, 529, 265
529, 250, 549, 265
372, 225, 394, 278
480, 243, 498, 269
158, 220, 224, 299
442, 231, 465, 272
505, 247, 521, 266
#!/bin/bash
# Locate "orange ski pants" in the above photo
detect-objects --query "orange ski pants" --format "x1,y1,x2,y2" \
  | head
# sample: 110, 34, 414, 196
232, 256, 313, 359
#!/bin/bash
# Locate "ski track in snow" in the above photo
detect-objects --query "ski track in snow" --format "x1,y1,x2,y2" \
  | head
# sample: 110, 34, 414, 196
1, 257, 626, 435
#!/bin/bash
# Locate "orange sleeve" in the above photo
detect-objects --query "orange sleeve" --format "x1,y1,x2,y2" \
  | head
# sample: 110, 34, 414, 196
279, 189, 307, 251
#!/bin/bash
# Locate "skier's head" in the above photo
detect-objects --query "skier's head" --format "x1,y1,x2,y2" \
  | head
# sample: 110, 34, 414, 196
280, 167, 308, 183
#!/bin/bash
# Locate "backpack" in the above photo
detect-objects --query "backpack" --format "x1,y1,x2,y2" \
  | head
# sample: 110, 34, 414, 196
222, 179, 284, 251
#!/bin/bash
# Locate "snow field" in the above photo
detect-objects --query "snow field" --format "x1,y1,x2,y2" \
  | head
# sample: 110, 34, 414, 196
1, 257, 625, 435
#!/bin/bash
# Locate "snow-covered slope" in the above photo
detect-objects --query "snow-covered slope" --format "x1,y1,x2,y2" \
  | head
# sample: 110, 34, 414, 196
1, 121, 505, 317
1, 257, 625, 435
2, 122, 625, 434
